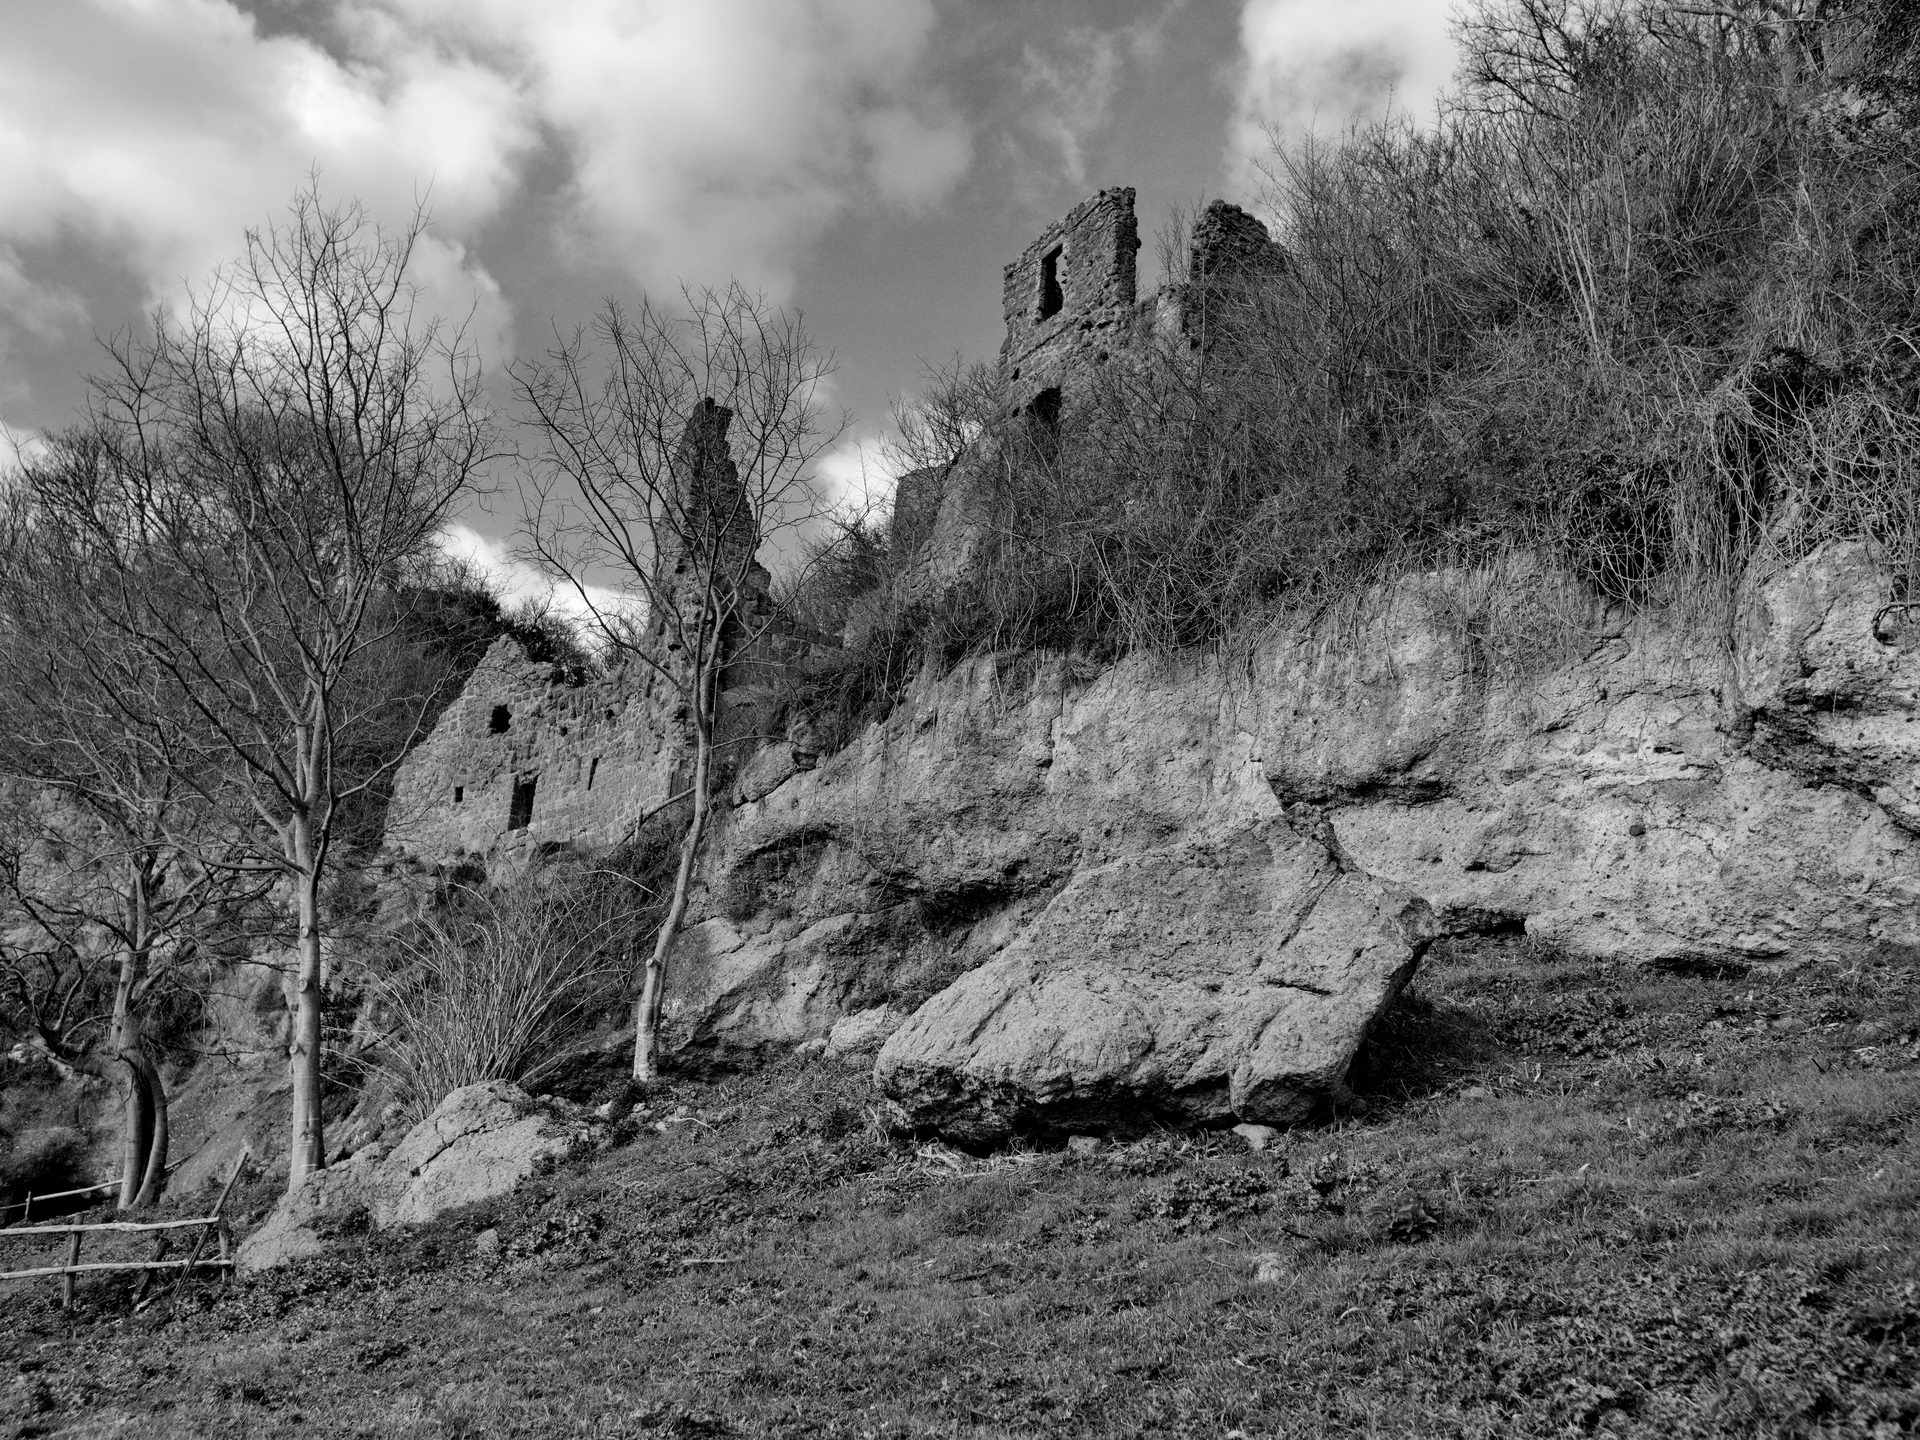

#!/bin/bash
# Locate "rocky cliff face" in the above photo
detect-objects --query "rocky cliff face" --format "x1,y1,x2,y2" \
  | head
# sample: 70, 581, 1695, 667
665, 541, 1920, 1139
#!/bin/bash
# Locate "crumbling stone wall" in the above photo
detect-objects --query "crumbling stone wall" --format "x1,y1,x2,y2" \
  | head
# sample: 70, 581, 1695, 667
1187, 199, 1285, 289
387, 396, 831, 865
651, 398, 771, 668
998, 186, 1141, 415
385, 638, 681, 862
893, 188, 1282, 574
1177, 199, 1287, 352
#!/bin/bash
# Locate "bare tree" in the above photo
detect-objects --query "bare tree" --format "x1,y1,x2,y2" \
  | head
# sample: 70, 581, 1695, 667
14, 188, 495, 1192
0, 518, 247, 1207
0, 777, 250, 1208
516, 284, 842, 1082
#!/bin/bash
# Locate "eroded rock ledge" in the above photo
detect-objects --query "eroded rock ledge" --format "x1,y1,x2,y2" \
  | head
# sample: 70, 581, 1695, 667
662, 542, 1920, 1141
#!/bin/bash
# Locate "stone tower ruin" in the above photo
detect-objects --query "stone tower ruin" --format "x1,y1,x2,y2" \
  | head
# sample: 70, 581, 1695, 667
998, 186, 1141, 417
650, 396, 772, 671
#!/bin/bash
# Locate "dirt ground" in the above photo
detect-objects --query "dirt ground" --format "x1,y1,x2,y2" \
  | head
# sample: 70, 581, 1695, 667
3, 936, 1917, 1439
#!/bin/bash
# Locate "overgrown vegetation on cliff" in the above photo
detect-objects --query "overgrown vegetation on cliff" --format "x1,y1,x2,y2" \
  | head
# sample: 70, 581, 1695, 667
823, 0, 1920, 676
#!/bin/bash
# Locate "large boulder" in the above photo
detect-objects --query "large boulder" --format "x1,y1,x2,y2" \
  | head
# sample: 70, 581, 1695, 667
236, 1082, 605, 1272
875, 819, 1434, 1144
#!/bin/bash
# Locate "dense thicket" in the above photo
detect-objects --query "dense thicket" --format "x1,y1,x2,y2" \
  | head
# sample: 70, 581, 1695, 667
829, 0, 1920, 669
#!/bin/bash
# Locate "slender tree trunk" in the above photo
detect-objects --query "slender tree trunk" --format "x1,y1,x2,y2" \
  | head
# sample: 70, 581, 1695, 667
632, 713, 712, 1083
116, 1042, 155, 1209
134, 1051, 168, 1207
109, 938, 153, 1211
286, 814, 327, 1190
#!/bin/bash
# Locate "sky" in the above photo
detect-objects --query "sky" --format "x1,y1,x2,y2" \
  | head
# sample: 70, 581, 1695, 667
0, 0, 1459, 604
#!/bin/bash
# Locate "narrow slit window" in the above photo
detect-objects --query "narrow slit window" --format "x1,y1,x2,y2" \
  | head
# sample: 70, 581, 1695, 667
453, 785, 464, 804
587, 757, 600, 791
489, 704, 511, 734
507, 776, 536, 831
1038, 246, 1063, 320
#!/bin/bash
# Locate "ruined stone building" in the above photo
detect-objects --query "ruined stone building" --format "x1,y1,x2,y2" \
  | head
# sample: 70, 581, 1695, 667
996, 186, 1281, 419
385, 639, 678, 860
388, 398, 785, 862
894, 188, 1283, 579
389, 186, 1282, 864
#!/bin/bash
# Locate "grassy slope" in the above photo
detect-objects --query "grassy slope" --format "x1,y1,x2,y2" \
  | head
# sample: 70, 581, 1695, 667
3, 937, 1917, 1440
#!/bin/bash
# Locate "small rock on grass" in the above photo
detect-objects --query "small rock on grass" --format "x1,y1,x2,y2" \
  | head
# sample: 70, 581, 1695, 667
1233, 1122, 1280, 1152
1066, 1135, 1103, 1156
473, 1228, 501, 1259
1251, 1251, 1286, 1283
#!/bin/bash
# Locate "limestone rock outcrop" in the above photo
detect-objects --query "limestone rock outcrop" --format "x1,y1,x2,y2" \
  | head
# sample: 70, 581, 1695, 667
668, 541, 1920, 1139
364, 177, 1920, 1147
236, 1081, 605, 1272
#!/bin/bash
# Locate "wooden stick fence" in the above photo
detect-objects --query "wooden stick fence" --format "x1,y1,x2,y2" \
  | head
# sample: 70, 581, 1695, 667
0, 1150, 249, 1309
0, 1179, 117, 1226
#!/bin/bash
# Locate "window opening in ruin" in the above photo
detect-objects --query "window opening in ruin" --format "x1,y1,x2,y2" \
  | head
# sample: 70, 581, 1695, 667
453, 786, 464, 804
1038, 246, 1064, 320
1030, 387, 1062, 431
587, 757, 599, 791
1026, 386, 1064, 463
489, 704, 511, 734
507, 776, 536, 831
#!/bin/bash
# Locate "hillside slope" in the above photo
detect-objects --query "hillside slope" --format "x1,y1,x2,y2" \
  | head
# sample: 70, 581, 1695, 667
5, 935, 1916, 1439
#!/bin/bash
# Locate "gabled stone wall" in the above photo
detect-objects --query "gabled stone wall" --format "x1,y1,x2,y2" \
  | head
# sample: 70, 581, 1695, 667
385, 637, 681, 862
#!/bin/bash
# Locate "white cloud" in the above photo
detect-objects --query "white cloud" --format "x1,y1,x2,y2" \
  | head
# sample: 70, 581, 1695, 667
407, 235, 516, 376
0, 422, 48, 473
1017, 6, 1185, 190
1229, 0, 1458, 190
814, 432, 893, 515
0, 0, 971, 393
0, 0, 526, 318
0, 247, 85, 343
1021, 30, 1128, 190
437, 522, 632, 633
386, 0, 972, 294
0, 247, 87, 408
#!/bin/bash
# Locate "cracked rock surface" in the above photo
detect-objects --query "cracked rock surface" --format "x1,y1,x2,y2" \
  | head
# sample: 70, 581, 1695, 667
874, 819, 1435, 1143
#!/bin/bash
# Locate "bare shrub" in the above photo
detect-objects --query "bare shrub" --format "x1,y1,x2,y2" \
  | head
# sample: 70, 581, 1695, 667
369, 871, 632, 1120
